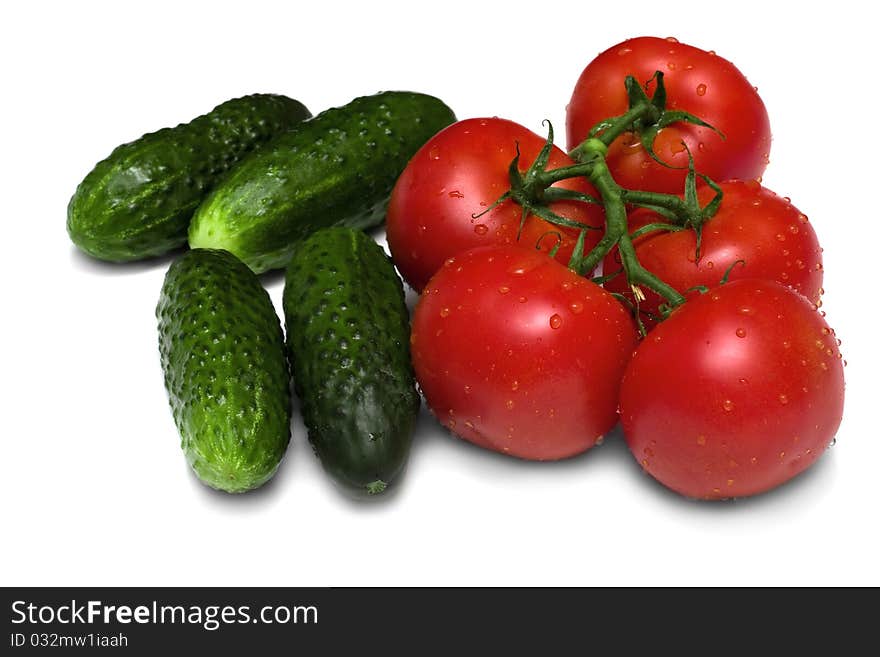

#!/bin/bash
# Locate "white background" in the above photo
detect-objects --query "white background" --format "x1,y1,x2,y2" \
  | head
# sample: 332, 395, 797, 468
2, 0, 877, 586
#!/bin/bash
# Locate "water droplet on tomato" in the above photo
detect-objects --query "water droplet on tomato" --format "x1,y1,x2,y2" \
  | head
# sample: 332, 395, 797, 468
705, 260, 714, 269
428, 146, 441, 160
696, 83, 707, 96
779, 394, 789, 405
448, 190, 464, 198
727, 479, 735, 487
506, 400, 515, 410
697, 142, 706, 152
618, 46, 632, 55
518, 296, 527, 303
511, 380, 519, 391
722, 399, 735, 412
464, 420, 475, 430
775, 233, 785, 242
798, 213, 809, 223
788, 224, 799, 235
569, 301, 584, 314
696, 435, 707, 446
549, 314, 563, 329
439, 307, 450, 318
474, 224, 488, 235
735, 328, 747, 338
498, 285, 510, 294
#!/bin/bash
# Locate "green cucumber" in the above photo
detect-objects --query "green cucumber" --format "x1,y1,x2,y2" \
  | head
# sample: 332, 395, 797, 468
282, 228, 419, 494
189, 91, 456, 273
157, 249, 291, 493
68, 94, 311, 262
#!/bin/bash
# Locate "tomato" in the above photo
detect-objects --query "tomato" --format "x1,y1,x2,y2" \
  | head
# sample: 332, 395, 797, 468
603, 180, 824, 327
566, 36, 771, 193
387, 117, 605, 292
411, 245, 637, 460
619, 279, 845, 499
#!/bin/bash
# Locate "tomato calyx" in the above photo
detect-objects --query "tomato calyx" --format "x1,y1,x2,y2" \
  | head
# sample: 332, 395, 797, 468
473, 120, 602, 243
569, 71, 724, 170
622, 148, 724, 260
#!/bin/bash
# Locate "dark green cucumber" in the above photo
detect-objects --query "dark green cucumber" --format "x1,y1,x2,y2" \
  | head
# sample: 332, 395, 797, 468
282, 228, 419, 494
69, 94, 311, 261
189, 91, 456, 273
157, 249, 291, 493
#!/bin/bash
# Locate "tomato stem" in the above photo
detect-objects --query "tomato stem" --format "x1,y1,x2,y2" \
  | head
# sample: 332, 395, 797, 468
575, 143, 686, 308
619, 190, 692, 224
569, 101, 660, 159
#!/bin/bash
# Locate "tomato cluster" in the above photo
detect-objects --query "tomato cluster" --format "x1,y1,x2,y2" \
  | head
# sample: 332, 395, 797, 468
388, 36, 845, 500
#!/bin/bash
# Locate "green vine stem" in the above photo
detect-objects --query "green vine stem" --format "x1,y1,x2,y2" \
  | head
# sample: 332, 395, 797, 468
582, 148, 686, 308
477, 75, 730, 315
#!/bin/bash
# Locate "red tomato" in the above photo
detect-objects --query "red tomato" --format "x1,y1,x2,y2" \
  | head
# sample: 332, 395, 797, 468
412, 245, 637, 460
566, 36, 771, 193
387, 117, 605, 292
620, 279, 845, 499
604, 180, 824, 327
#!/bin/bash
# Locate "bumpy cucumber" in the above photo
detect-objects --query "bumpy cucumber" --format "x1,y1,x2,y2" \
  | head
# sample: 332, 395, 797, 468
282, 228, 420, 494
190, 91, 456, 273
68, 94, 311, 261
157, 249, 291, 493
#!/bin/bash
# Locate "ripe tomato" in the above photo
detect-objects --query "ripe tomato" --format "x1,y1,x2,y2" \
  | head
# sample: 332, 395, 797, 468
566, 36, 771, 193
619, 279, 845, 499
604, 180, 824, 326
387, 117, 604, 292
411, 245, 637, 460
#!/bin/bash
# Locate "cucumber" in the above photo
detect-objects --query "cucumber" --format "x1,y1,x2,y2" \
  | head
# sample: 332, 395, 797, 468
157, 248, 291, 493
68, 94, 311, 262
282, 228, 419, 494
189, 91, 456, 273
